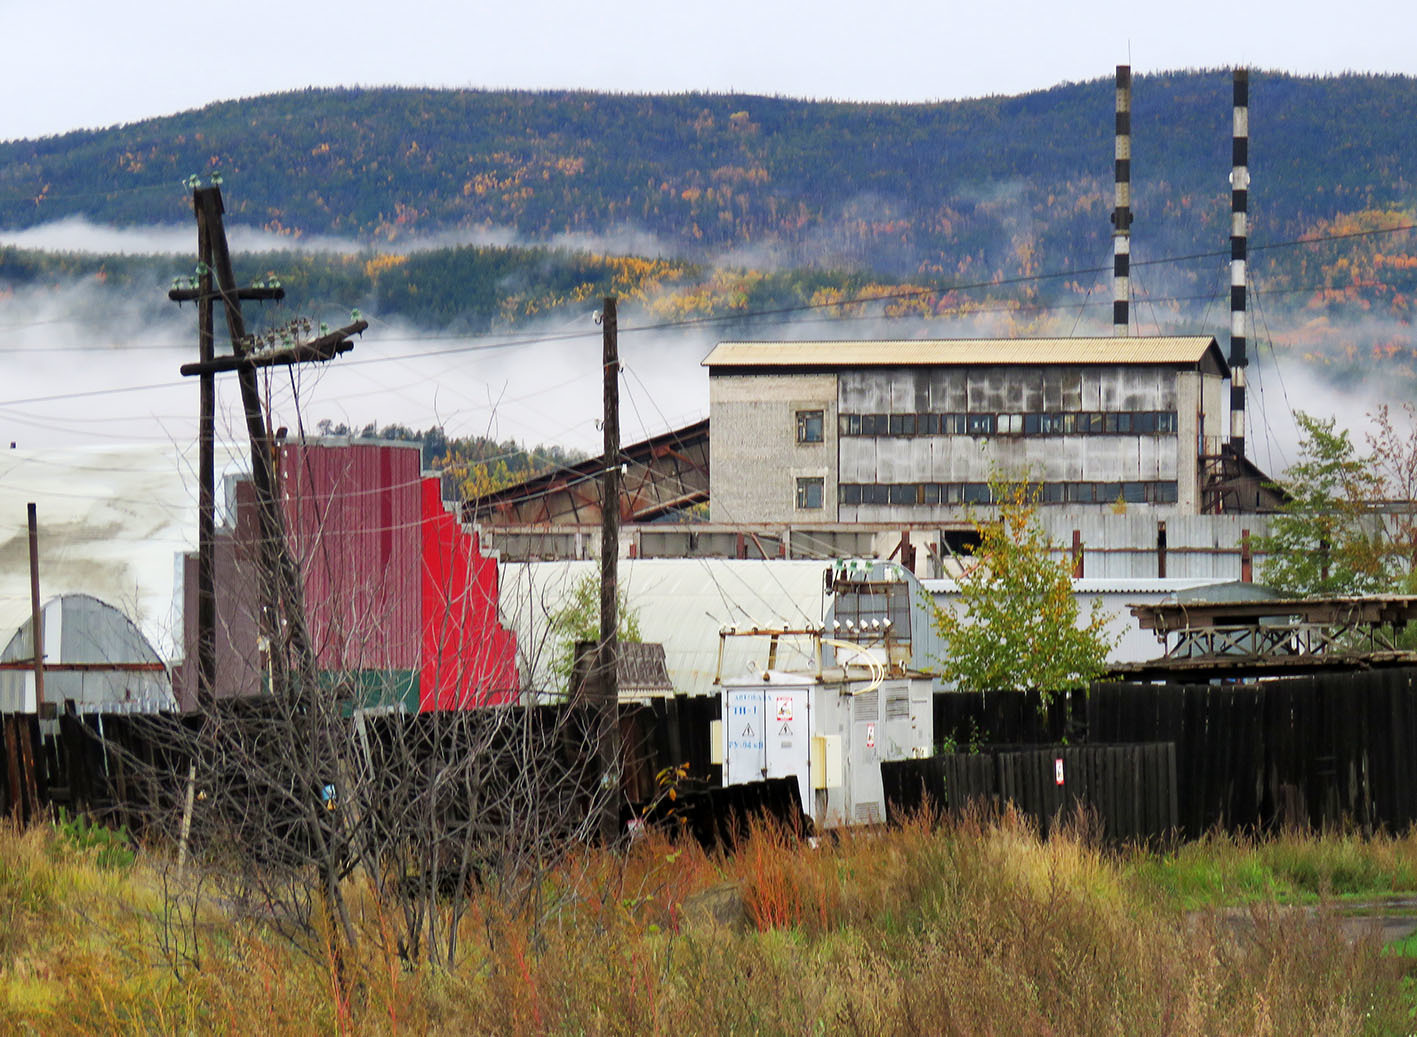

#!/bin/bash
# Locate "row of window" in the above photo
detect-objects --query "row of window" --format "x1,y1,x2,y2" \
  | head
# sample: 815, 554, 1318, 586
795, 477, 1180, 508
834, 410, 1179, 438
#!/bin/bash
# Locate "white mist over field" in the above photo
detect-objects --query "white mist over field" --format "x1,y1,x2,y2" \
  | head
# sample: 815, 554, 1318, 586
0, 267, 713, 458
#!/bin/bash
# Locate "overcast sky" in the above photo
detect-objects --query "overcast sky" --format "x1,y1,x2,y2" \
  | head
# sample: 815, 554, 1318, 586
3, 0, 1417, 141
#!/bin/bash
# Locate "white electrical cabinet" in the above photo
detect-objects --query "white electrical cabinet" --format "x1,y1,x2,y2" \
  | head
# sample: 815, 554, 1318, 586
721, 673, 933, 827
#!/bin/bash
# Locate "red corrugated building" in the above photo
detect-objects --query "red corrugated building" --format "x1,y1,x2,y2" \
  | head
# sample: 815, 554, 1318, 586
176, 440, 519, 710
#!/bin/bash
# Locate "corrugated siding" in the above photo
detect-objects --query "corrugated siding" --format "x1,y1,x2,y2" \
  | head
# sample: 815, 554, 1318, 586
1039, 512, 1274, 581
419, 477, 519, 709
280, 443, 423, 671
704, 337, 1221, 369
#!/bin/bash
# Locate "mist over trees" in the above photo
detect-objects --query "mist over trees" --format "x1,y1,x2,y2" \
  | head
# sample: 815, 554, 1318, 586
5, 73, 1417, 398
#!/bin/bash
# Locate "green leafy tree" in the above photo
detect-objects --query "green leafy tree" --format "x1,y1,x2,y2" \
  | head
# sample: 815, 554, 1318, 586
930, 478, 1115, 697
1258, 412, 1388, 597
547, 572, 643, 692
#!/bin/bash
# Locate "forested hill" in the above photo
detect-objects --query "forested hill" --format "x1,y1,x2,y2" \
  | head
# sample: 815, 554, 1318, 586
2, 72, 1416, 280
4, 73, 1417, 389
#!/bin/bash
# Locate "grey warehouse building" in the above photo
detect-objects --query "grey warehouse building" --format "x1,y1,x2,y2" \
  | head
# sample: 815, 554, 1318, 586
703, 337, 1276, 525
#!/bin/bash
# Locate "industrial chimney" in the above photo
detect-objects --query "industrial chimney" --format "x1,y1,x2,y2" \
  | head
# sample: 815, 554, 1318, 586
1112, 65, 1132, 336
1229, 68, 1249, 458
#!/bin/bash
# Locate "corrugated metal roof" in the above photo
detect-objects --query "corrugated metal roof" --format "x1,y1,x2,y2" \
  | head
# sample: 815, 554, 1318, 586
702, 337, 1223, 369
501, 559, 832, 698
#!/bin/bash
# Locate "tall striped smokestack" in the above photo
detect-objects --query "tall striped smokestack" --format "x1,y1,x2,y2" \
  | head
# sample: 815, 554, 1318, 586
1229, 68, 1249, 457
1112, 65, 1132, 335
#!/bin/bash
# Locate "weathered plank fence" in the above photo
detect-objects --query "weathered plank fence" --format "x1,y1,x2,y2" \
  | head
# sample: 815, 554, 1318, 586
933, 666, 1417, 838
883, 743, 1178, 842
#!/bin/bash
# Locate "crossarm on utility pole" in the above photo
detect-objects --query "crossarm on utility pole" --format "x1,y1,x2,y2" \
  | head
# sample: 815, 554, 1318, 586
168, 285, 286, 304
179, 321, 366, 377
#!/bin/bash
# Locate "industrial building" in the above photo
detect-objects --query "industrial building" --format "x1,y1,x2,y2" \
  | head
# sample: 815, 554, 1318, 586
703, 336, 1279, 525
174, 439, 520, 711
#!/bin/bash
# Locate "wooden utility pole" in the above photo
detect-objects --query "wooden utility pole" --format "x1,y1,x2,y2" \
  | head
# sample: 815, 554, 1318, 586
171, 185, 283, 708
174, 183, 362, 702
194, 197, 216, 709
596, 296, 622, 843
26, 503, 45, 715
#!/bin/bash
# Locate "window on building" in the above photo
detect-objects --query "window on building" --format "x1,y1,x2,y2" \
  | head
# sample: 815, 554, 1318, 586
796, 477, 824, 509
1156, 411, 1178, 434
998, 413, 1023, 435
892, 413, 916, 436
796, 409, 824, 443
966, 414, 994, 436
839, 483, 862, 505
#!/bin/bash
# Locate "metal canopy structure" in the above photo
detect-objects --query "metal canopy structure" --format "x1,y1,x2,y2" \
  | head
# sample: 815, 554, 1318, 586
1115, 595, 1417, 679
463, 419, 709, 527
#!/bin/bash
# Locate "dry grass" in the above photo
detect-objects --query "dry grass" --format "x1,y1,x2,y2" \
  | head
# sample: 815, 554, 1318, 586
0, 812, 1412, 1035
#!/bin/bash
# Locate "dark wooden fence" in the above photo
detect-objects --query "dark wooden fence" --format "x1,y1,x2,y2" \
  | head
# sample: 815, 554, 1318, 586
0, 697, 723, 837
934, 666, 1417, 838
883, 743, 1178, 842
13, 668, 1417, 845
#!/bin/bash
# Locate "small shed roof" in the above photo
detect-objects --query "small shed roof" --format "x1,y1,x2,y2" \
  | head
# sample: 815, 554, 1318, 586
703, 336, 1227, 374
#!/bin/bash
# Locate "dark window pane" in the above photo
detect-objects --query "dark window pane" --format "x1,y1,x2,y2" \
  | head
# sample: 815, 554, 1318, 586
1068, 483, 1095, 503
1116, 413, 1132, 433
796, 477, 824, 509
797, 410, 824, 443
1134, 412, 1155, 434
900, 414, 916, 436
963, 482, 990, 503
923, 482, 940, 504
1156, 481, 1178, 503
839, 483, 861, 505
1024, 413, 1041, 435
966, 414, 994, 436
1043, 483, 1065, 503
1123, 482, 1145, 503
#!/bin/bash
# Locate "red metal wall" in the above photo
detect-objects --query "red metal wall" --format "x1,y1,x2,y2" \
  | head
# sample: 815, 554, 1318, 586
272, 441, 519, 710
419, 476, 520, 708
280, 442, 423, 672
